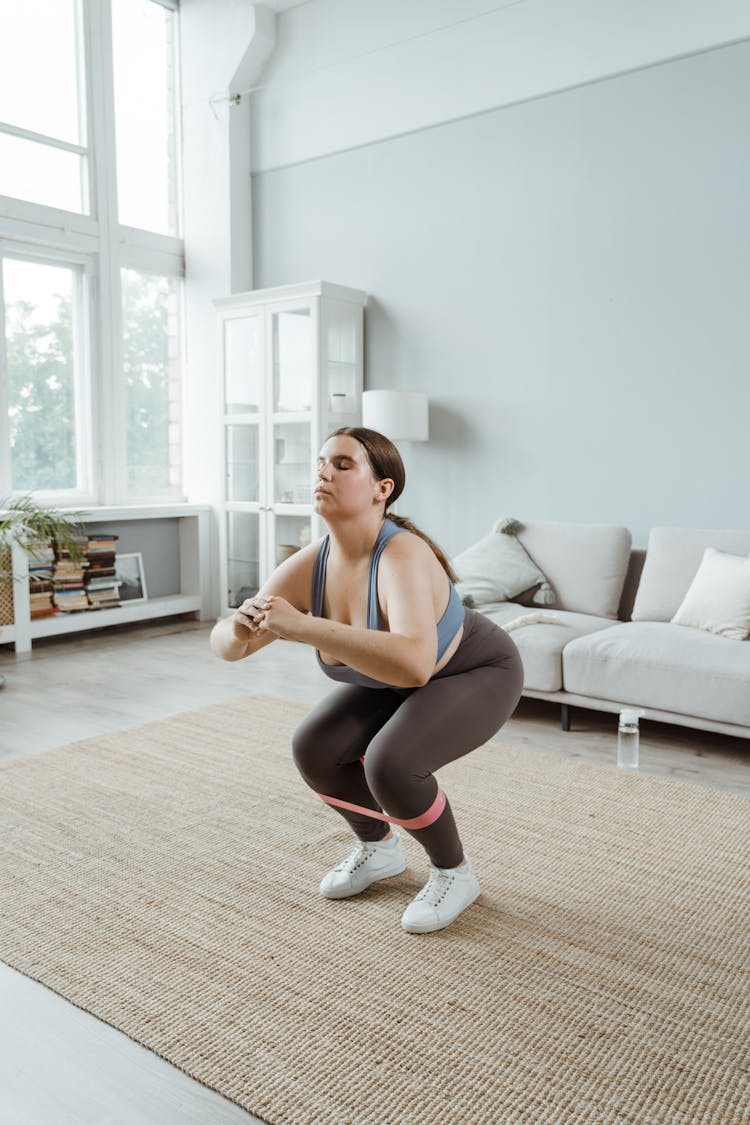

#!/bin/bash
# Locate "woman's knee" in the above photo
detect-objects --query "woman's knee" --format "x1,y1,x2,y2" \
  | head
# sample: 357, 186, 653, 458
291, 712, 331, 779
363, 741, 419, 808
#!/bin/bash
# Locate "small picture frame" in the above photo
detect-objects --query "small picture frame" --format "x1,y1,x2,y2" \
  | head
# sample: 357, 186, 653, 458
115, 552, 148, 603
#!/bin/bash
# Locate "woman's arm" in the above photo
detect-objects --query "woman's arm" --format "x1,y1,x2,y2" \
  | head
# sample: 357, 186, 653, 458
209, 541, 317, 662
258, 535, 439, 687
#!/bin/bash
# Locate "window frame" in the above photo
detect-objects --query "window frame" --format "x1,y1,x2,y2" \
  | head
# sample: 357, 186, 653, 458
0, 0, 185, 506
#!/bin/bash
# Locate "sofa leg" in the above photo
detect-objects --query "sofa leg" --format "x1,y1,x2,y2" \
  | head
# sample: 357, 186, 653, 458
561, 704, 570, 732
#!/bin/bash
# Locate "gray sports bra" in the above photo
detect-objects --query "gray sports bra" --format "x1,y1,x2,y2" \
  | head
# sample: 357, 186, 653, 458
312, 518, 465, 690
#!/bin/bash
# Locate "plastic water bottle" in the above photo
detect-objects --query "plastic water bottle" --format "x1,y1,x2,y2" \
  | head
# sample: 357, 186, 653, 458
617, 709, 644, 770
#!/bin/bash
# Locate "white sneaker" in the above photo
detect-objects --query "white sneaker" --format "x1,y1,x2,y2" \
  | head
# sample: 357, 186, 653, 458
319, 832, 407, 899
401, 854, 481, 933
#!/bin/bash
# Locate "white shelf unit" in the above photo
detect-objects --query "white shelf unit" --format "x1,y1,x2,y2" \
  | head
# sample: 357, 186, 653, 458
0, 504, 211, 655
214, 280, 366, 617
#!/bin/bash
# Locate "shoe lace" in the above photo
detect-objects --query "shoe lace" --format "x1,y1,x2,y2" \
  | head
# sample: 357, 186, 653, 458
415, 867, 455, 907
335, 841, 376, 874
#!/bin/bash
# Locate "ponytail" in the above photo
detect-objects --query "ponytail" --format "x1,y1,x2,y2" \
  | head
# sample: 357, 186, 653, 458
385, 512, 459, 584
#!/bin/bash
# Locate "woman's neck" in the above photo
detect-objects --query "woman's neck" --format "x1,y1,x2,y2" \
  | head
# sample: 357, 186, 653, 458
325, 512, 387, 565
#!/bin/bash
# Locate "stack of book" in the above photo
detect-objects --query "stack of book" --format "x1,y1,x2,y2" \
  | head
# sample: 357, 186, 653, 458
85, 534, 120, 610
27, 543, 57, 619
52, 535, 90, 612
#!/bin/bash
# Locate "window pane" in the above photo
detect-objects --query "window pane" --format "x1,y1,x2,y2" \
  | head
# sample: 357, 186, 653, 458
122, 268, 182, 498
3, 258, 79, 492
0, 0, 82, 145
0, 132, 84, 213
112, 0, 179, 235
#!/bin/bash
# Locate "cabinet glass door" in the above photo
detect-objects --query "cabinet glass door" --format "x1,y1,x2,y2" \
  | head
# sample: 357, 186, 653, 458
272, 308, 312, 413
324, 301, 359, 419
272, 513, 312, 569
226, 424, 260, 502
273, 420, 312, 505
226, 511, 260, 608
224, 314, 263, 414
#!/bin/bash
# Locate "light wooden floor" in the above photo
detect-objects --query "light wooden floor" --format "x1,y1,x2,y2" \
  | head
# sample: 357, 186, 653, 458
1, 617, 748, 1125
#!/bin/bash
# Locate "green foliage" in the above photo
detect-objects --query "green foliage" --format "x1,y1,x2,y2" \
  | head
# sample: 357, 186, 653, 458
122, 269, 173, 497
6, 269, 177, 497
6, 296, 76, 491
0, 495, 86, 565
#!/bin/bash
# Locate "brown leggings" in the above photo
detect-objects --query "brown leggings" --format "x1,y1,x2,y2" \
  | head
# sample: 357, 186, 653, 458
291, 610, 524, 869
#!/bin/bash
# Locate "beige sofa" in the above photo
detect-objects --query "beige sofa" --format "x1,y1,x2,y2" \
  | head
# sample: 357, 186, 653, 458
473, 523, 750, 740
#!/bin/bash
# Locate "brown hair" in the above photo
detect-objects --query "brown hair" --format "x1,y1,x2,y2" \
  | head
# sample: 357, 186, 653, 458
328, 426, 458, 583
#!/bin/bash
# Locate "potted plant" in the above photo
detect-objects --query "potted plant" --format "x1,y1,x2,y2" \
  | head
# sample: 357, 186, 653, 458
0, 495, 85, 558
0, 496, 86, 689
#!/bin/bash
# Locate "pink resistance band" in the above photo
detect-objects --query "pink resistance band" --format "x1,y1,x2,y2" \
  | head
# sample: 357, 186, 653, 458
318, 786, 447, 830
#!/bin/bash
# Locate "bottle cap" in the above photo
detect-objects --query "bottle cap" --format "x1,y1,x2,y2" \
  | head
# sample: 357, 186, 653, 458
619, 708, 644, 723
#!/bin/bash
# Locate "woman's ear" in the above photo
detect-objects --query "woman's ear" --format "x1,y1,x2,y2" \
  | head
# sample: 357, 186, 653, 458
375, 477, 395, 503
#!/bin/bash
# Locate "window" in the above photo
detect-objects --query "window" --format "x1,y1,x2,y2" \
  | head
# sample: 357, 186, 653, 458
2, 254, 89, 496
112, 0, 180, 236
0, 0, 184, 504
0, 0, 88, 213
122, 268, 182, 498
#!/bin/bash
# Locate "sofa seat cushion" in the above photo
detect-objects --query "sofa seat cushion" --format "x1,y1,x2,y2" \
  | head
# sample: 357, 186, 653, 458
479, 604, 615, 692
563, 622, 750, 727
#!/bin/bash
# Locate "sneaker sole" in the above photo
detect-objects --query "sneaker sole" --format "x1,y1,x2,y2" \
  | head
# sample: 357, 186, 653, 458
401, 884, 481, 933
320, 857, 408, 900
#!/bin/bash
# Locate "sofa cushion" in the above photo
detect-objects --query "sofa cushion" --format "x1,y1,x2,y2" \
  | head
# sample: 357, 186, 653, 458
671, 547, 750, 641
563, 621, 750, 728
632, 527, 750, 622
509, 522, 631, 620
480, 604, 615, 692
452, 521, 553, 607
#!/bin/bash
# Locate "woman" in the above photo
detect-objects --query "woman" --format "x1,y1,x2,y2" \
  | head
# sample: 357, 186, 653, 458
210, 428, 524, 934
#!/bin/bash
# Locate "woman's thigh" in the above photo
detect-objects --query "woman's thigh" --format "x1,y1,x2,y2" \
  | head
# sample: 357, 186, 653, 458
291, 683, 404, 778
365, 656, 524, 790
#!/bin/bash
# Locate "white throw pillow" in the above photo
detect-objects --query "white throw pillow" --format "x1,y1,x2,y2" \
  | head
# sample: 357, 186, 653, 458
452, 518, 555, 607
670, 547, 750, 640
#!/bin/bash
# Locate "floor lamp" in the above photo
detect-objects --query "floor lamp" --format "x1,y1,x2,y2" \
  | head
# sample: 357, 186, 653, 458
362, 390, 429, 511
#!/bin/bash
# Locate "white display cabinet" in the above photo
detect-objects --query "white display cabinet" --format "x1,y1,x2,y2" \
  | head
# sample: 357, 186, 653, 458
214, 281, 366, 615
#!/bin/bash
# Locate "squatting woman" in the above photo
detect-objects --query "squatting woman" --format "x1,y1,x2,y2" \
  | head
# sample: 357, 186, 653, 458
210, 427, 524, 934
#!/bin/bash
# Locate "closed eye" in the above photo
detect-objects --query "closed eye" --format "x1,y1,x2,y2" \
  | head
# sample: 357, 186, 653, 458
317, 457, 354, 469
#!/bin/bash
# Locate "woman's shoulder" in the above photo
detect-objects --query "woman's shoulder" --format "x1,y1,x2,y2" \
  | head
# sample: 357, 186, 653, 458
381, 524, 434, 563
262, 538, 326, 613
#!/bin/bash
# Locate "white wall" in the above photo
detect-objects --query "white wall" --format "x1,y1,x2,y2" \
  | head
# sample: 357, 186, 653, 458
248, 2, 750, 550
179, 0, 274, 612
251, 0, 750, 172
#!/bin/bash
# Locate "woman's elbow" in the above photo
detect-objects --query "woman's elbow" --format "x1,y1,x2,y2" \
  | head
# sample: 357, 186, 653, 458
404, 649, 436, 688
210, 621, 243, 661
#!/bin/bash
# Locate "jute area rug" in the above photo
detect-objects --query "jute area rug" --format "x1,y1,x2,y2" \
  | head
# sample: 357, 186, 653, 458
1, 695, 748, 1125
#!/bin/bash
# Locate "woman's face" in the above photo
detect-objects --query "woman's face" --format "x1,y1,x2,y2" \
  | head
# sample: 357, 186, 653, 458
314, 435, 393, 518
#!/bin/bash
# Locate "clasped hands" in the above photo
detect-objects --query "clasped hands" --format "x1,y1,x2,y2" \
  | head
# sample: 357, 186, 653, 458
234, 594, 303, 641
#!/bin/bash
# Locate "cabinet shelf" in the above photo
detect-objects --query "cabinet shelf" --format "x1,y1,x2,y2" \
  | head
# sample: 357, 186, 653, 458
29, 595, 202, 639
271, 412, 311, 424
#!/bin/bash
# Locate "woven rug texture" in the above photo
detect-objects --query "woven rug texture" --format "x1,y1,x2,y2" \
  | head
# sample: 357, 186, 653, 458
0, 694, 748, 1124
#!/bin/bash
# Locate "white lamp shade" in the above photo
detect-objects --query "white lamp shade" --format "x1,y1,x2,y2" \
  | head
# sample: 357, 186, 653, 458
361, 390, 429, 442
